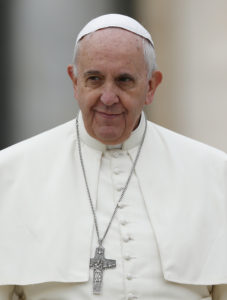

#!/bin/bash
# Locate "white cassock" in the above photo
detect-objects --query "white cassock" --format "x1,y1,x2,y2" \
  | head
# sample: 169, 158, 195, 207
0, 112, 226, 299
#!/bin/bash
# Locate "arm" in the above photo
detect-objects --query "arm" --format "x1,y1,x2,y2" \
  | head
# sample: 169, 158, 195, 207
212, 285, 227, 300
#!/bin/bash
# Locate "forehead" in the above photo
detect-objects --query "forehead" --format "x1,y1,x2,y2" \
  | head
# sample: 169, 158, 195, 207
78, 28, 143, 59
76, 28, 145, 73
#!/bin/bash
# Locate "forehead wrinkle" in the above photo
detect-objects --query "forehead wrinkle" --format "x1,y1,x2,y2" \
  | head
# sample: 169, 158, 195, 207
76, 28, 147, 78
79, 28, 143, 56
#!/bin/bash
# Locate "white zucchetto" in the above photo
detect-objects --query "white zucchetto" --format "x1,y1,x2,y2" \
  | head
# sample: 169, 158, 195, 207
75, 13, 154, 47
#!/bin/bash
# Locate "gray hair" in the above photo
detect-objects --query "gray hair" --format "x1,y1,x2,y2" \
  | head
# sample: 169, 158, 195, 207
72, 36, 157, 79
142, 38, 157, 78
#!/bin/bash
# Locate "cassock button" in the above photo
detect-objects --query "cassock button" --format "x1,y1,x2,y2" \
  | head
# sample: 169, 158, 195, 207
126, 274, 133, 280
118, 202, 125, 209
128, 293, 137, 300
113, 168, 121, 175
123, 235, 131, 243
124, 254, 132, 261
120, 219, 127, 226
116, 185, 124, 192
112, 151, 120, 158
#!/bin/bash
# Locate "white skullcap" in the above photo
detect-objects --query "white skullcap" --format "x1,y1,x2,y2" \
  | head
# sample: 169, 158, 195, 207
76, 13, 154, 47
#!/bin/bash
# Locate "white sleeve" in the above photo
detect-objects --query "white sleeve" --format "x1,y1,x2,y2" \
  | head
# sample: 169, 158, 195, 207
0, 286, 15, 300
212, 285, 227, 300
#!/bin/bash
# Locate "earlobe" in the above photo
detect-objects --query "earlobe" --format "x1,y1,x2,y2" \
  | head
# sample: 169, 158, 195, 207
145, 71, 163, 105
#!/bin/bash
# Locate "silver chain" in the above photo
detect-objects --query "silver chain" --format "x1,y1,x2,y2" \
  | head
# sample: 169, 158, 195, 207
76, 114, 147, 246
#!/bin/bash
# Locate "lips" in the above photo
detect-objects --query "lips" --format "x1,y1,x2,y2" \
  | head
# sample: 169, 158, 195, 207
95, 110, 123, 118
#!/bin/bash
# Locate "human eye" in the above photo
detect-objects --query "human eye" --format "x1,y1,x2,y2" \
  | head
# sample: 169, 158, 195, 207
88, 75, 100, 81
85, 74, 103, 87
116, 74, 135, 88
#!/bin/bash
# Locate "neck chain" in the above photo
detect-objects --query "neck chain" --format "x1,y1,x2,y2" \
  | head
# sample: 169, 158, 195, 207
76, 114, 147, 294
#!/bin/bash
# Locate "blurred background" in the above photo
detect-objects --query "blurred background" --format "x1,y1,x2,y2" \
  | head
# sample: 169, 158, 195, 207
0, 0, 226, 152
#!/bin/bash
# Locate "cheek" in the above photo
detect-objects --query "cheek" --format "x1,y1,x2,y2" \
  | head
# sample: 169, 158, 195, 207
77, 89, 99, 108
126, 100, 143, 116
77, 97, 96, 123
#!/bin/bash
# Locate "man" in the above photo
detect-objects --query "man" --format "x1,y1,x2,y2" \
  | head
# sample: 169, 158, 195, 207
0, 14, 226, 299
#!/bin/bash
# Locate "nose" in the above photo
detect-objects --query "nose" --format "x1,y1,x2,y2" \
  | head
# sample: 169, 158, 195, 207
100, 85, 119, 106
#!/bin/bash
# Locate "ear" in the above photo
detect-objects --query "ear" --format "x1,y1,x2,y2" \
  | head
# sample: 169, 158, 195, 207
67, 64, 78, 99
67, 64, 77, 83
145, 70, 163, 105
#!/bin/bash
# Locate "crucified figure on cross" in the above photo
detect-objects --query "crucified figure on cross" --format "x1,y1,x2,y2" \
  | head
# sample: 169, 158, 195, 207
90, 245, 116, 294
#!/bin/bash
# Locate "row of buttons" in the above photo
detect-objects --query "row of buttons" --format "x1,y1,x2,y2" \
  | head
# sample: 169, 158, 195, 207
112, 155, 138, 300
114, 162, 124, 192
119, 207, 137, 299
114, 164, 124, 192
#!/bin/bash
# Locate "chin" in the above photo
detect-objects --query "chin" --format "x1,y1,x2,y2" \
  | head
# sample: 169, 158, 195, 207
93, 127, 121, 142
98, 132, 132, 145
95, 133, 122, 145
98, 136, 121, 145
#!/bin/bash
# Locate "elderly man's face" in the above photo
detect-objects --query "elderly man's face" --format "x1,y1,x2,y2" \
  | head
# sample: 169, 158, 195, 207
68, 28, 162, 145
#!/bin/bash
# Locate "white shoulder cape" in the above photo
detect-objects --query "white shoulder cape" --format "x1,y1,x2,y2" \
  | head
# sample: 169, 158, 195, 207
0, 119, 226, 285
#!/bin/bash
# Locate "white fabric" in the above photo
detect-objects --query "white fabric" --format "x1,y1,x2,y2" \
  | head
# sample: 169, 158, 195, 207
10, 145, 212, 298
75, 14, 154, 47
0, 112, 226, 291
0, 114, 213, 299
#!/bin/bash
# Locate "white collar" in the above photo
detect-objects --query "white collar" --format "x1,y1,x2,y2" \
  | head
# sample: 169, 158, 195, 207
78, 111, 146, 152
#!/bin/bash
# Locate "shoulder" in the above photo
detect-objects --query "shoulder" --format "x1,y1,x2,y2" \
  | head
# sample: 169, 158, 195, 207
146, 120, 227, 164
0, 119, 76, 164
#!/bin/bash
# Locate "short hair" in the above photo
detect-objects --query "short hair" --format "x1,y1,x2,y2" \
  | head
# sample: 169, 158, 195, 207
142, 38, 157, 78
72, 34, 157, 79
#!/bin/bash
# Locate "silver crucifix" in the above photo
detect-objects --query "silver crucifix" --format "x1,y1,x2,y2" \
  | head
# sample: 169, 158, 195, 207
90, 245, 116, 294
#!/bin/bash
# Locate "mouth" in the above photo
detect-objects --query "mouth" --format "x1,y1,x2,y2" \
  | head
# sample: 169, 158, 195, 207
95, 111, 123, 119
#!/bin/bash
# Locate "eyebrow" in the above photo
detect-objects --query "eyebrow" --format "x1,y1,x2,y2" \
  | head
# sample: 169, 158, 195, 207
84, 70, 102, 77
84, 71, 135, 77
83, 70, 136, 82
117, 73, 134, 78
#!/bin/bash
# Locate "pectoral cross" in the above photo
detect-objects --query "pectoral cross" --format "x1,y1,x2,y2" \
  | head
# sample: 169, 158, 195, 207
90, 245, 116, 294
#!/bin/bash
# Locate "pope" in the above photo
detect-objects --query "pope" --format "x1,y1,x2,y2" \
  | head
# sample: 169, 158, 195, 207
0, 14, 226, 300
